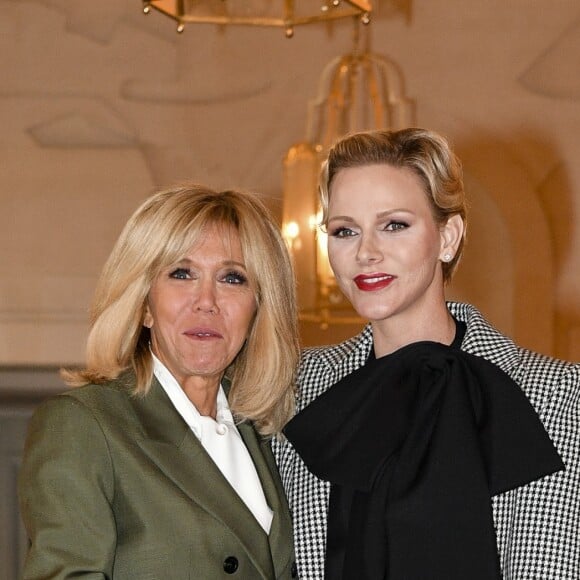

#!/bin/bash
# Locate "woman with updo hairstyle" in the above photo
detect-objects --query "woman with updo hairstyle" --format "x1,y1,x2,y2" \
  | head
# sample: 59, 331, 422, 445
274, 128, 579, 580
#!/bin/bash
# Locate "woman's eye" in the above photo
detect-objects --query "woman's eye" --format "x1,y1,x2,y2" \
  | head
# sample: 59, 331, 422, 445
169, 268, 191, 280
222, 271, 247, 285
385, 221, 409, 232
330, 226, 357, 238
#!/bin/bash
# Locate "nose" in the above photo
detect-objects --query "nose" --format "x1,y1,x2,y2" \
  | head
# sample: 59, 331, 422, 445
193, 279, 219, 314
356, 233, 383, 264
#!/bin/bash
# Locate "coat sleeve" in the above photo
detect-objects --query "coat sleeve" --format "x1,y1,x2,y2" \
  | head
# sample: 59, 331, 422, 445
18, 395, 117, 579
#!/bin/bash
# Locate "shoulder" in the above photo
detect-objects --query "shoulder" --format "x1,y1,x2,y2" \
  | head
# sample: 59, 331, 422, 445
449, 301, 578, 374
31, 375, 138, 434
22, 383, 128, 483
296, 326, 373, 410
449, 301, 580, 410
516, 348, 580, 418
300, 325, 373, 369
448, 301, 519, 366
51, 376, 131, 408
518, 347, 579, 376
63, 376, 132, 403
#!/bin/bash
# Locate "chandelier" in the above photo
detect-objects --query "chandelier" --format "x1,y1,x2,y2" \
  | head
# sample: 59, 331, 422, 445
282, 24, 415, 328
142, 0, 372, 37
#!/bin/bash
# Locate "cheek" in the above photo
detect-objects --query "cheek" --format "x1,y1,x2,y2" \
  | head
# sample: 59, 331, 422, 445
147, 301, 181, 343
328, 257, 353, 297
407, 231, 441, 261
407, 260, 437, 283
231, 301, 257, 339
328, 243, 348, 275
404, 242, 442, 281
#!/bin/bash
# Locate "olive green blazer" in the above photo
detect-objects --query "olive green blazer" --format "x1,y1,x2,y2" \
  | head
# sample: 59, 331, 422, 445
18, 377, 296, 579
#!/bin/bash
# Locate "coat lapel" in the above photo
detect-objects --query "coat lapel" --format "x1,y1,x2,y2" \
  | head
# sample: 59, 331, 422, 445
128, 379, 276, 579
237, 422, 294, 576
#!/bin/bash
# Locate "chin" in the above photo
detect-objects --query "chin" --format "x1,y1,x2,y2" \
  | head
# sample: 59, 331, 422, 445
350, 296, 391, 319
352, 304, 392, 323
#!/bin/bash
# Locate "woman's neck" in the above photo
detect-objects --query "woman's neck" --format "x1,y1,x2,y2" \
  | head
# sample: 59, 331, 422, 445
181, 375, 222, 418
372, 303, 457, 359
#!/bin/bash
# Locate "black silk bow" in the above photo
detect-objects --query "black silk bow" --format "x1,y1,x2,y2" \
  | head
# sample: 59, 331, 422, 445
284, 342, 564, 580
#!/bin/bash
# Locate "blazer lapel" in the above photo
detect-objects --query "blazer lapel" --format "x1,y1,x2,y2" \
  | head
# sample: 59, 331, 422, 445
129, 379, 275, 579
237, 422, 294, 574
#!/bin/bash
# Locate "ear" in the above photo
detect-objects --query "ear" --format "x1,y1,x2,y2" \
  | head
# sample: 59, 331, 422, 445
143, 303, 154, 329
439, 214, 464, 262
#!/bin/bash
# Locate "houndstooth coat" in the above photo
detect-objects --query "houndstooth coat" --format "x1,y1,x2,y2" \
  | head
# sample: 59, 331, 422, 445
273, 302, 580, 580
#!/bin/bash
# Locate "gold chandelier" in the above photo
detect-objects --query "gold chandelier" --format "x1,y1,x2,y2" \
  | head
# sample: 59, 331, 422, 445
282, 24, 415, 328
142, 0, 372, 37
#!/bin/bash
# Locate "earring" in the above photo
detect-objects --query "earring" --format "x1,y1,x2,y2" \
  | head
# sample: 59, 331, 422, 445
443, 253, 452, 262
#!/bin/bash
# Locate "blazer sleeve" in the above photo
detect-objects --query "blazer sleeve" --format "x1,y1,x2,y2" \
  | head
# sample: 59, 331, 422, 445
18, 394, 117, 579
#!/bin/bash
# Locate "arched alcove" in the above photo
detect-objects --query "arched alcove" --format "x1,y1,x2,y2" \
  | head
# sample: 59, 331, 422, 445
447, 171, 514, 338
455, 139, 554, 356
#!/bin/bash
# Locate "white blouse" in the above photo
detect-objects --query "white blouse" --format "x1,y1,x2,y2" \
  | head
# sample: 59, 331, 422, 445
152, 354, 273, 534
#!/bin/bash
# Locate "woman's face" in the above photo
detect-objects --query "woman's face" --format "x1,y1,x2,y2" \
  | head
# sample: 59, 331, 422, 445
144, 224, 257, 387
327, 163, 449, 328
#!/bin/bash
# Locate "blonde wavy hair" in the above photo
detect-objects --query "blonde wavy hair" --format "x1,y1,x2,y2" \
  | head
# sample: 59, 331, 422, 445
62, 184, 299, 436
319, 128, 467, 282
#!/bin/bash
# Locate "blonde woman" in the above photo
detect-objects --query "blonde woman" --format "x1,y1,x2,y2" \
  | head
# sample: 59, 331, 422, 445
275, 129, 579, 579
19, 185, 299, 579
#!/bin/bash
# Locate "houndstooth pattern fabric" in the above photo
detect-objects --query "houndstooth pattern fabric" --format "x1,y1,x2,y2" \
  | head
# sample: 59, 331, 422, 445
272, 302, 580, 580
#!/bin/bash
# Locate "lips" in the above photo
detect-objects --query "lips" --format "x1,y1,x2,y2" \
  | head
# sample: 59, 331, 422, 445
184, 328, 223, 339
353, 273, 396, 291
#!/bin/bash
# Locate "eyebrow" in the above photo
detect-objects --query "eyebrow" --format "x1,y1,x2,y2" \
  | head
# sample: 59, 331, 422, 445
328, 208, 413, 222
223, 260, 247, 269
173, 257, 248, 269
327, 215, 356, 223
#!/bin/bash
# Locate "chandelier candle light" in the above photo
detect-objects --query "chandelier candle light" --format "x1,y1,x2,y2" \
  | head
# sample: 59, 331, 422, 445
282, 23, 415, 328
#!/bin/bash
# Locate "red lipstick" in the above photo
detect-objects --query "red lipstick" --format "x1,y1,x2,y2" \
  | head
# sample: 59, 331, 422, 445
353, 273, 396, 292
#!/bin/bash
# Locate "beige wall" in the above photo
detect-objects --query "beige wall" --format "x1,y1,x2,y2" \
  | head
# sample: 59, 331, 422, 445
1, 0, 579, 365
